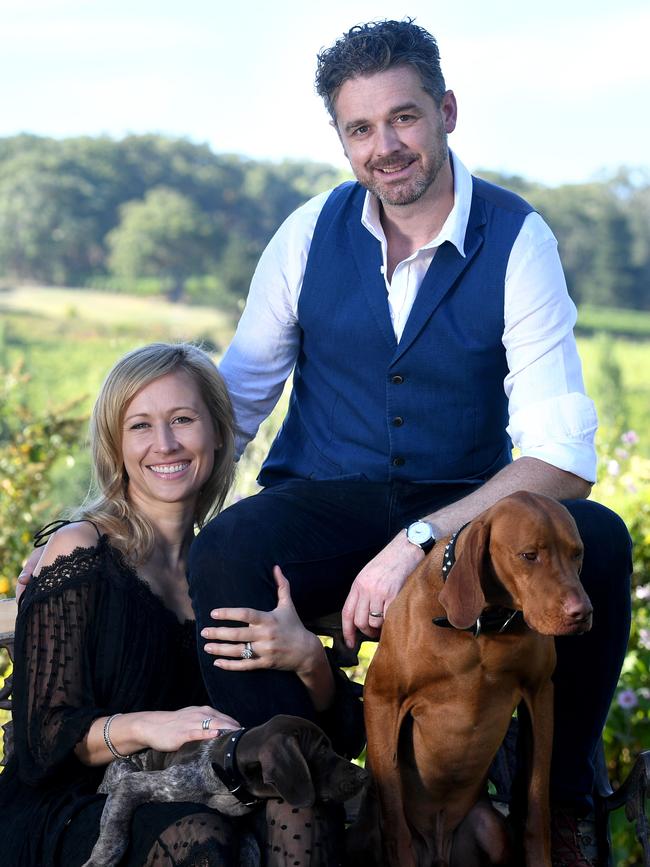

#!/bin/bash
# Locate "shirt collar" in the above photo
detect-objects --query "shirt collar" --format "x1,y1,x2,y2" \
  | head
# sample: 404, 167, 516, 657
360, 150, 472, 258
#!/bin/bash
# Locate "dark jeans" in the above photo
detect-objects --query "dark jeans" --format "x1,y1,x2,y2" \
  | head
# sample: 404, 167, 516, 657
187, 480, 632, 807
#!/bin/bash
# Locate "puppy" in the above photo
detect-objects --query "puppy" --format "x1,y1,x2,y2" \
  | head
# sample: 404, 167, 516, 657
82, 714, 367, 867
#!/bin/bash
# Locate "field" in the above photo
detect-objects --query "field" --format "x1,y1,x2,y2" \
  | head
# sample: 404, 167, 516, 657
2, 284, 649, 452
1, 286, 649, 507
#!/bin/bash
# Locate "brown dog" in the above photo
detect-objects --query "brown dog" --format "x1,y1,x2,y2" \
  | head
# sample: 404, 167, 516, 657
359, 491, 593, 867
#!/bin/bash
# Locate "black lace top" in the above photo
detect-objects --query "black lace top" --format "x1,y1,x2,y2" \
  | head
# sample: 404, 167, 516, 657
0, 536, 364, 866
0, 536, 208, 865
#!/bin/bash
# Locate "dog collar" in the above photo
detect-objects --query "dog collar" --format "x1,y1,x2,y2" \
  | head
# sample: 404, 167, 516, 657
435, 522, 522, 638
440, 522, 469, 579
433, 607, 523, 637
212, 728, 262, 808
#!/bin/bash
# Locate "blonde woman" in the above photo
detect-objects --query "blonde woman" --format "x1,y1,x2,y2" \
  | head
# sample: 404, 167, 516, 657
2, 343, 362, 867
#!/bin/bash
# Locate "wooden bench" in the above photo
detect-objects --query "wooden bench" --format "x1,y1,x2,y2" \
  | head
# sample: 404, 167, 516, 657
2, 598, 649, 865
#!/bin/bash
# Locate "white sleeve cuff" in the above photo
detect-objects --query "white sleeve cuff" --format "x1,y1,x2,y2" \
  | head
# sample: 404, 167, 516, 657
507, 392, 598, 483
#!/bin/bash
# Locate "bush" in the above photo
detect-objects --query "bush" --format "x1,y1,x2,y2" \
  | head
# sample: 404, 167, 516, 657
591, 430, 650, 865
0, 363, 85, 596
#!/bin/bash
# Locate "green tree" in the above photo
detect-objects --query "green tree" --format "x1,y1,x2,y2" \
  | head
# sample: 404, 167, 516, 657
107, 187, 218, 301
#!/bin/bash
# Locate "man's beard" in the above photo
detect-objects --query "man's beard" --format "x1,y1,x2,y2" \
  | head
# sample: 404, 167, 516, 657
360, 140, 448, 207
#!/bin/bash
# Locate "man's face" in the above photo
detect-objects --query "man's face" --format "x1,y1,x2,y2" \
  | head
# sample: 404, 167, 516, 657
333, 65, 457, 208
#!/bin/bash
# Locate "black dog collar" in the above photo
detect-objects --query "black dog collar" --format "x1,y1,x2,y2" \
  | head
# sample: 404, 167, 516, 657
212, 728, 261, 807
434, 522, 522, 638
433, 607, 523, 637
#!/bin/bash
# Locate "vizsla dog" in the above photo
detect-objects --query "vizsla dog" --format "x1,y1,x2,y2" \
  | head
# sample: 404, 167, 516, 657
361, 491, 593, 867
82, 714, 367, 867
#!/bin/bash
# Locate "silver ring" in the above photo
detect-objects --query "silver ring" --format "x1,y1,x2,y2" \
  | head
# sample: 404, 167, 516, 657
241, 641, 255, 660
369, 611, 384, 619
201, 717, 213, 731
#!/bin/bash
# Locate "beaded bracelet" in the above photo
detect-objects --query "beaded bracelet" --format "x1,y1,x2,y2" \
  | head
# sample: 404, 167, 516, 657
103, 713, 131, 760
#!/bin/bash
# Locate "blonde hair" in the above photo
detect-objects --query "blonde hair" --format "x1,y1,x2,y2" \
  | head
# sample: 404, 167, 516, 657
79, 342, 235, 563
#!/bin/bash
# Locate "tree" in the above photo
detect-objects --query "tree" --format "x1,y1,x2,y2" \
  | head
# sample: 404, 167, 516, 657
107, 187, 219, 301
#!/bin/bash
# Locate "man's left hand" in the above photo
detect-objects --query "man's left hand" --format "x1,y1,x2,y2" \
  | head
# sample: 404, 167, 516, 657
342, 532, 424, 648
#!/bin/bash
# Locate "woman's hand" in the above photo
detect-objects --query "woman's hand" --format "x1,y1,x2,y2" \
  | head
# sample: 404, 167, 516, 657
130, 705, 241, 753
201, 566, 324, 677
76, 706, 241, 766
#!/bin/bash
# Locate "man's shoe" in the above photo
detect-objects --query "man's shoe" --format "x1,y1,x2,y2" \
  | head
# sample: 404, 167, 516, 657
551, 806, 600, 867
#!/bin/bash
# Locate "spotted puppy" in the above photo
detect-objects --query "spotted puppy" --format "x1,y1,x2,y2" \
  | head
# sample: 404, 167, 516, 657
82, 714, 367, 867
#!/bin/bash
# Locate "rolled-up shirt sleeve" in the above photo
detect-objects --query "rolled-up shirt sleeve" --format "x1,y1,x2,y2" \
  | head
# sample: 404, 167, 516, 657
220, 191, 330, 457
503, 212, 598, 483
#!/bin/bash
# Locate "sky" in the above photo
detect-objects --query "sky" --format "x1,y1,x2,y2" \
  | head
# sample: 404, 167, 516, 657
1, 0, 648, 187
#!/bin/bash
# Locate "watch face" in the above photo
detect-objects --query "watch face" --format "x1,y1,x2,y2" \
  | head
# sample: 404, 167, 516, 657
408, 521, 433, 544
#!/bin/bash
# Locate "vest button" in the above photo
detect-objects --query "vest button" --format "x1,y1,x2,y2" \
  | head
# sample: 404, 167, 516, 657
392, 416, 404, 427
392, 456, 405, 467
391, 374, 404, 384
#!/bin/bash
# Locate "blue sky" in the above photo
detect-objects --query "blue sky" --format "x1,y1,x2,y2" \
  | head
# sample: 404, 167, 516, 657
1, 0, 648, 186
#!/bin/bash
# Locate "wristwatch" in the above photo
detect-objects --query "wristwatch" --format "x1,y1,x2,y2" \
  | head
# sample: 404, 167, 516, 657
406, 519, 436, 554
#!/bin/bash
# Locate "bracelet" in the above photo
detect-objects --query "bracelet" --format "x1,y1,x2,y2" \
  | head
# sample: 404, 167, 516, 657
103, 713, 131, 760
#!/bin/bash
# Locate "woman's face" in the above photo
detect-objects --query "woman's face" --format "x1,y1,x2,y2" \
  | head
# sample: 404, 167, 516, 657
121, 369, 219, 515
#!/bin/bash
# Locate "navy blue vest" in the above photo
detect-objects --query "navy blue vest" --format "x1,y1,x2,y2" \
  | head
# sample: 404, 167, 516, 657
259, 177, 533, 487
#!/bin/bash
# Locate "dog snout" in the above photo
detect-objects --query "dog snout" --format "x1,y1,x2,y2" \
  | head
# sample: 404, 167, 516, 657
556, 588, 593, 634
564, 589, 593, 621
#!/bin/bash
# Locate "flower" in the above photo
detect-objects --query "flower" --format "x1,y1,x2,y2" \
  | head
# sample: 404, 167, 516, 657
621, 430, 639, 445
635, 584, 650, 600
617, 689, 639, 710
607, 460, 620, 477
639, 629, 650, 651
614, 448, 629, 460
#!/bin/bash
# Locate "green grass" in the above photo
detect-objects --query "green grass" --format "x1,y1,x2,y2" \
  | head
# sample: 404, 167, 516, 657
577, 304, 650, 339
578, 336, 650, 450
0, 287, 235, 413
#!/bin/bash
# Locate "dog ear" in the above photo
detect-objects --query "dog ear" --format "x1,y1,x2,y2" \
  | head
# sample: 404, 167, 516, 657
438, 520, 488, 629
258, 734, 315, 808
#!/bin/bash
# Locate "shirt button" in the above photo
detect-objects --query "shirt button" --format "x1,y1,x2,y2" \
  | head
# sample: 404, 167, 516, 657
391, 374, 404, 384
392, 416, 404, 427
392, 456, 405, 467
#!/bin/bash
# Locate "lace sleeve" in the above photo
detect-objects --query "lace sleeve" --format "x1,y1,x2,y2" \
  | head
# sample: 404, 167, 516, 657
12, 546, 107, 784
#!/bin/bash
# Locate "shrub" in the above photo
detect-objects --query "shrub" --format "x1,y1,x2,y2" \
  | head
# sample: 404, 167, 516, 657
592, 431, 650, 864
0, 362, 84, 597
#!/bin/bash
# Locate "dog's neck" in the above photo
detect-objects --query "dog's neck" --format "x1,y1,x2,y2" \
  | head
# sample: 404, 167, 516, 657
208, 729, 262, 808
436, 523, 523, 637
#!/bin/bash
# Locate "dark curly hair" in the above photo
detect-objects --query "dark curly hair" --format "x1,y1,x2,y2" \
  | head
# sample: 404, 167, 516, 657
315, 19, 446, 120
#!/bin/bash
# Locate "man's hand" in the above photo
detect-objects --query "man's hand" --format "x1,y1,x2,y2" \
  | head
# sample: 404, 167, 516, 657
16, 548, 41, 601
342, 531, 424, 648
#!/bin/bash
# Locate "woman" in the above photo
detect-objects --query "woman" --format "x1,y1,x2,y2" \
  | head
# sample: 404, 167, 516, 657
0, 342, 363, 867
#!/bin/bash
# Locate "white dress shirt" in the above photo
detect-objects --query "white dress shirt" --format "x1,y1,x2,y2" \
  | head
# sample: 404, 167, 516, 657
220, 152, 598, 483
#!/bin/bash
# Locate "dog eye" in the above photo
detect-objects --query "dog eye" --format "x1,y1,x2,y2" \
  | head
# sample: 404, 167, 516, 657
520, 552, 537, 562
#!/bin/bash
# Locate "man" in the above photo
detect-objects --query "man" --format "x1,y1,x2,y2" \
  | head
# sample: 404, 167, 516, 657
187, 20, 631, 866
